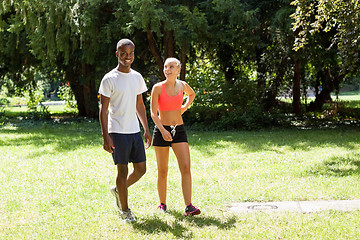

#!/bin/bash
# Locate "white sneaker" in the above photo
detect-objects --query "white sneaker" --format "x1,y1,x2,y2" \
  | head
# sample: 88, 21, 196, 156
121, 209, 136, 222
110, 186, 121, 210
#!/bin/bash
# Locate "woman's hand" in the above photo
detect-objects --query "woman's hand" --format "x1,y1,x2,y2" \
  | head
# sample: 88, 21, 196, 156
161, 129, 173, 142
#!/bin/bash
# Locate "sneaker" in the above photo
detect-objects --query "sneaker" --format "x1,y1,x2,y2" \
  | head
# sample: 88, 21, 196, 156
110, 186, 121, 210
157, 203, 167, 213
184, 203, 201, 216
121, 208, 136, 222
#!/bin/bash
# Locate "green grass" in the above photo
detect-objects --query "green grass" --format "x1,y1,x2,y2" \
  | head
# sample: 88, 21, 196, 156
1, 120, 360, 239
332, 91, 360, 108
2, 105, 78, 118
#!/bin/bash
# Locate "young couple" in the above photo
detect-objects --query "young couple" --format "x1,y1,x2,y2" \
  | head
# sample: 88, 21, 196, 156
98, 39, 200, 222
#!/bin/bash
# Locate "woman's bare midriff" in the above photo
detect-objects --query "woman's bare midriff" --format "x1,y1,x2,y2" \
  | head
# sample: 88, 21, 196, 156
159, 109, 183, 126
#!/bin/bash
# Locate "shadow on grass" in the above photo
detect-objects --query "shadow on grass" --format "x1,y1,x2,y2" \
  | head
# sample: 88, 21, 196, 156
0, 120, 101, 155
308, 153, 360, 176
2, 119, 360, 163
131, 211, 237, 238
188, 128, 360, 157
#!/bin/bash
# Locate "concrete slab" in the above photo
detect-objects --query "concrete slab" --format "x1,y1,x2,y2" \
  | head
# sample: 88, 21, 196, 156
228, 200, 360, 213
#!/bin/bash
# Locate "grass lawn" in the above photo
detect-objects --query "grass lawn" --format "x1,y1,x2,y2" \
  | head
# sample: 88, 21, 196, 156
3, 104, 77, 117
1, 120, 360, 239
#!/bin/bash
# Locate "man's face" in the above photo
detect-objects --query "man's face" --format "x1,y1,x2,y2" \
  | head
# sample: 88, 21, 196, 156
116, 44, 135, 68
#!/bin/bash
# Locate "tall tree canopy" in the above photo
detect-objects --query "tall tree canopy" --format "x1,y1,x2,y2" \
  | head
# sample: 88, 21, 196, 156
292, 0, 360, 73
1, 0, 359, 121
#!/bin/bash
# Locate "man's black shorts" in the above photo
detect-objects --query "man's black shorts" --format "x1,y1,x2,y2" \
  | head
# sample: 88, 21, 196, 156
152, 124, 188, 147
110, 132, 146, 165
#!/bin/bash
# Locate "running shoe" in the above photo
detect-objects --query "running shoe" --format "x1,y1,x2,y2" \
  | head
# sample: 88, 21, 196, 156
110, 186, 121, 210
157, 203, 167, 213
184, 203, 201, 216
121, 208, 136, 222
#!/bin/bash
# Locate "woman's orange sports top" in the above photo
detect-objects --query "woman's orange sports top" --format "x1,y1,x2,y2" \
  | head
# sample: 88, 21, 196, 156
158, 83, 183, 111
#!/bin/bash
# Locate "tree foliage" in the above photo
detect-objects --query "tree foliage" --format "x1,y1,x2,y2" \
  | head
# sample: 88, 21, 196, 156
0, 0, 359, 124
292, 0, 360, 72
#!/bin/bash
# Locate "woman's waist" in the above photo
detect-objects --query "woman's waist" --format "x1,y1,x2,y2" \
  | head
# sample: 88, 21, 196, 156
158, 112, 183, 125
154, 124, 185, 132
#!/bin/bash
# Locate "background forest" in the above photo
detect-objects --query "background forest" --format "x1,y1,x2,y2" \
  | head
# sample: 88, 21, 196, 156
0, 0, 359, 130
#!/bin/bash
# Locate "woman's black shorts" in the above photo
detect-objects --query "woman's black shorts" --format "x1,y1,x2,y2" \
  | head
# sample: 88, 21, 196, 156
152, 124, 188, 147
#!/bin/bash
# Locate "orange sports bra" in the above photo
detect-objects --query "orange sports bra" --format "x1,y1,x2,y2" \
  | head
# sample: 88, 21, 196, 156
158, 83, 183, 111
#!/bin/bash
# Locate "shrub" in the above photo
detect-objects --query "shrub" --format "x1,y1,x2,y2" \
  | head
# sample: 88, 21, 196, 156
0, 98, 10, 106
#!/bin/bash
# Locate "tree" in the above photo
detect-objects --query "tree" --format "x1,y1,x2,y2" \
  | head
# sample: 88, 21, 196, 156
291, 0, 358, 111
1, 0, 132, 117
292, 0, 360, 73
0, 2, 40, 96
125, 0, 208, 81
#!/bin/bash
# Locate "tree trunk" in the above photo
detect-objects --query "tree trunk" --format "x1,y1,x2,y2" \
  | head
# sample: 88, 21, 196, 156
146, 25, 165, 80
218, 43, 235, 84
263, 58, 287, 111
65, 63, 99, 118
163, 23, 175, 59
309, 68, 335, 111
180, 43, 187, 81
292, 60, 302, 115
256, 48, 266, 101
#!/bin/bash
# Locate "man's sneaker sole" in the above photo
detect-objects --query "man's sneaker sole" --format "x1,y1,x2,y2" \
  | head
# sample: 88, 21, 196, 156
121, 209, 136, 222
110, 186, 121, 209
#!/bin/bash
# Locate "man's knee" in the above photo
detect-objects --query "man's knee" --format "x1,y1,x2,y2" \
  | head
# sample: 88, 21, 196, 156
117, 164, 128, 177
134, 162, 146, 176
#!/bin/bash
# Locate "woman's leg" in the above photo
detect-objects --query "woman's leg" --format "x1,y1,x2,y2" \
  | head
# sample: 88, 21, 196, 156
171, 142, 192, 206
154, 146, 170, 205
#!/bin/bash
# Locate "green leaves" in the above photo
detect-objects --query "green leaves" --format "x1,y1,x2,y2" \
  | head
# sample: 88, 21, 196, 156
292, 0, 360, 72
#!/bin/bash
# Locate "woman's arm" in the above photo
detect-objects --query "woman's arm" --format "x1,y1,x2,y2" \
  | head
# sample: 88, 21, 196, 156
150, 84, 173, 141
180, 81, 196, 115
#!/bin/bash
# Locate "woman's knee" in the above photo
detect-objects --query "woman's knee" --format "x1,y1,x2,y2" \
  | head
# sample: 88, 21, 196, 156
179, 164, 191, 175
158, 168, 168, 178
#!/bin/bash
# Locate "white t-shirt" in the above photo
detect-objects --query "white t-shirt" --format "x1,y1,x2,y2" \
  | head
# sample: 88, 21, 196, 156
98, 68, 148, 134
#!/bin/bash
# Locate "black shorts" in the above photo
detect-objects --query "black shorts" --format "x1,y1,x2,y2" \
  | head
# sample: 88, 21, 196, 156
109, 132, 146, 165
152, 124, 188, 147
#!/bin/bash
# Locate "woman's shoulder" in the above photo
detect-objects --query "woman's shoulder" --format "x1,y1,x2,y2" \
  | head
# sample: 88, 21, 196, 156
152, 81, 165, 94
153, 81, 166, 88
177, 80, 189, 89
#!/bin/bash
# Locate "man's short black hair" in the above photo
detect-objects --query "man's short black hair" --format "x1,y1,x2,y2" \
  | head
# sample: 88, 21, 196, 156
116, 39, 135, 50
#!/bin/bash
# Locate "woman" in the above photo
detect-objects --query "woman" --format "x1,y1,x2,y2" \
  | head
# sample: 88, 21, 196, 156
150, 57, 200, 216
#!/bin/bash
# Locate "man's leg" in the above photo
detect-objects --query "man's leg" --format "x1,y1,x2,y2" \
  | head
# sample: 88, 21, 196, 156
127, 132, 147, 187
127, 161, 146, 187
116, 164, 129, 211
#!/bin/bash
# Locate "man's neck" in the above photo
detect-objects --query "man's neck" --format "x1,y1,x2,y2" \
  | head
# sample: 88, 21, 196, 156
117, 65, 131, 73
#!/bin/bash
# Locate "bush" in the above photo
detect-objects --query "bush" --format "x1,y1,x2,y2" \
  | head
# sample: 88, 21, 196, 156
184, 104, 289, 131
0, 98, 10, 106
58, 83, 77, 109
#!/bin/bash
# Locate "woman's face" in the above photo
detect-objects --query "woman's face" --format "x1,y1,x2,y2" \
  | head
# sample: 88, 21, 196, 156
163, 61, 180, 79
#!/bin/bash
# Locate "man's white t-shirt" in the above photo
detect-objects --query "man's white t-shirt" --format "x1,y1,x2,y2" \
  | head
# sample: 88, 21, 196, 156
98, 67, 148, 134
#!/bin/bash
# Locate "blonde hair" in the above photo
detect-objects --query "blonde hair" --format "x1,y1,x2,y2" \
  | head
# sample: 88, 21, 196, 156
164, 57, 181, 68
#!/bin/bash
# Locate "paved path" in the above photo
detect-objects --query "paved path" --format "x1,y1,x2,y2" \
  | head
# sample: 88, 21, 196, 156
228, 200, 360, 213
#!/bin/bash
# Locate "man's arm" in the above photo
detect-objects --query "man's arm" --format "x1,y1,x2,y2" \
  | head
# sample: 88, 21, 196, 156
99, 94, 114, 153
136, 93, 152, 149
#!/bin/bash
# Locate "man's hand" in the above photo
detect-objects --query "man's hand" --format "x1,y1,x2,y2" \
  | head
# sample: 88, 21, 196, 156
103, 134, 115, 153
144, 130, 152, 149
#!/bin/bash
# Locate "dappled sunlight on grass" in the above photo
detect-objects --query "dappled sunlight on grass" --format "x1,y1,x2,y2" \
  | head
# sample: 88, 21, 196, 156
1, 121, 360, 239
309, 153, 360, 177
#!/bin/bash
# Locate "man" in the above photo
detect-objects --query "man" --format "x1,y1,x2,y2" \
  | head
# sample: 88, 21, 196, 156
99, 39, 151, 222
